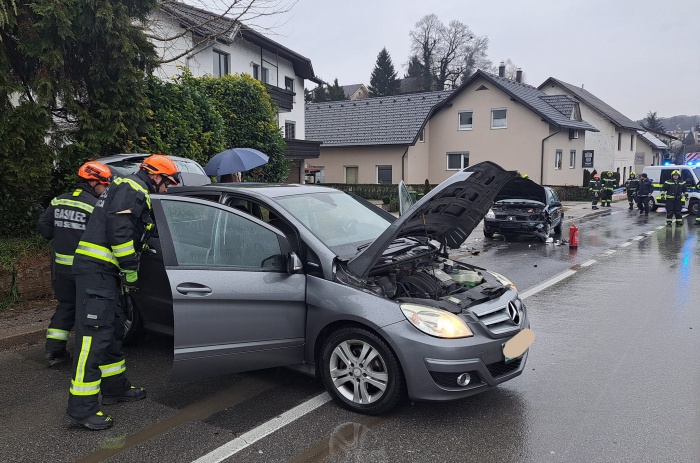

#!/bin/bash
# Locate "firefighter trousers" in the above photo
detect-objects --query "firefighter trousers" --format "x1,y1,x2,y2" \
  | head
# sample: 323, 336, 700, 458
665, 200, 683, 223
67, 272, 131, 419
46, 272, 76, 355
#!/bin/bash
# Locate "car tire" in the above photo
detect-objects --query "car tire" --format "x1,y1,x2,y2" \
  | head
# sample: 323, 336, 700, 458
121, 294, 144, 345
690, 199, 699, 215
483, 230, 495, 239
649, 198, 658, 211
320, 327, 405, 415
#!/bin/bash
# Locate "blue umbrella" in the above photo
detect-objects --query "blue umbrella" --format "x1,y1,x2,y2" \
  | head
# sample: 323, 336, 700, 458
204, 148, 269, 176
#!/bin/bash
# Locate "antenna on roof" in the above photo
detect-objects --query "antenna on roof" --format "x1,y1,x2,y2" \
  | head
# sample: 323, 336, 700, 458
581, 84, 585, 89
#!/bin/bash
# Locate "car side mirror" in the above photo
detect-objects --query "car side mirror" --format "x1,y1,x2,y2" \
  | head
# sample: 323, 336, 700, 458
551, 201, 562, 208
287, 252, 303, 274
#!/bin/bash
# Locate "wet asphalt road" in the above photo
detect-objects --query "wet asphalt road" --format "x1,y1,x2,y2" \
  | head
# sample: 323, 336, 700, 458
0, 208, 699, 463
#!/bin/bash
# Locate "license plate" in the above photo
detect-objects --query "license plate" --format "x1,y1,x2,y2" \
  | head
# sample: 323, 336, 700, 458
503, 328, 535, 363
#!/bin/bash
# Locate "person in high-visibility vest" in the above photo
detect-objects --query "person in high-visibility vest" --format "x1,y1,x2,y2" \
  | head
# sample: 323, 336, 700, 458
37, 162, 112, 365
624, 172, 640, 210
601, 171, 616, 207
64, 154, 181, 430
661, 170, 688, 226
588, 173, 602, 210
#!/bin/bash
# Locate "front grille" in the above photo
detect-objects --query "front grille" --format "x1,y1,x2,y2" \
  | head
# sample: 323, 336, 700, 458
486, 357, 523, 378
470, 298, 523, 335
430, 371, 483, 389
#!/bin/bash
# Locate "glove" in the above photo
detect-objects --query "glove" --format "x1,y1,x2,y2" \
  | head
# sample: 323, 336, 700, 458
121, 269, 138, 291
660, 194, 666, 201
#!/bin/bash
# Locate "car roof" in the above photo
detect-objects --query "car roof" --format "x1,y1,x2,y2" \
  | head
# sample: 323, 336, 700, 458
174, 183, 342, 198
95, 153, 197, 163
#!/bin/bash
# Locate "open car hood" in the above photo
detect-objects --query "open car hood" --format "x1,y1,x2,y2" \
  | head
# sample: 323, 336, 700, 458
494, 177, 546, 204
347, 161, 516, 278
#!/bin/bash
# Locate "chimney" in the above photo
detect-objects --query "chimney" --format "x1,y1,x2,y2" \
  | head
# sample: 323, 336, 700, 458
516, 68, 522, 83
498, 62, 505, 77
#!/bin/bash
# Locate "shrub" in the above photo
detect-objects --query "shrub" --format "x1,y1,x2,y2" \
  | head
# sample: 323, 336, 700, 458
382, 195, 391, 204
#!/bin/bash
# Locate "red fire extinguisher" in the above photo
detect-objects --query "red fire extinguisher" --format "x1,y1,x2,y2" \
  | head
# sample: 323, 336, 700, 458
569, 224, 579, 249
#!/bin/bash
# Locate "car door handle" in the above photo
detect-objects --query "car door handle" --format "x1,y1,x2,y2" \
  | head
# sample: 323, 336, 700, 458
176, 283, 212, 296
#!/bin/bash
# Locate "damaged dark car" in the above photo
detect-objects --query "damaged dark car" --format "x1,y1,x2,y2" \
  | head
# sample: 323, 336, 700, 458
483, 177, 564, 242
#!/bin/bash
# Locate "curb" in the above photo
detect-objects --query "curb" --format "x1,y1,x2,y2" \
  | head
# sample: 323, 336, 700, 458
0, 326, 46, 351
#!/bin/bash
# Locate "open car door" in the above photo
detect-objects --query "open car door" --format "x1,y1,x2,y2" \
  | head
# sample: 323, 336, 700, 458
150, 195, 307, 382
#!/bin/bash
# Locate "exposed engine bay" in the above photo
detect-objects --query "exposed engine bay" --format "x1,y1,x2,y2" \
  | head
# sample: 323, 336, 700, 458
492, 202, 547, 221
338, 238, 511, 314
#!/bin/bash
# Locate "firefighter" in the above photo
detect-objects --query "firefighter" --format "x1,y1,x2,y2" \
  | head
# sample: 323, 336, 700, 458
588, 173, 602, 210
624, 172, 640, 210
601, 171, 616, 207
661, 169, 688, 226
64, 154, 181, 430
636, 173, 653, 216
37, 162, 112, 365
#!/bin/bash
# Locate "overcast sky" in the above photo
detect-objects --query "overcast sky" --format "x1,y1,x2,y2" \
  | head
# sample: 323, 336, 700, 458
213, 0, 699, 121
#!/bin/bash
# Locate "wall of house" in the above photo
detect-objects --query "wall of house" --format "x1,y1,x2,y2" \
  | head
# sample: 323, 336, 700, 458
542, 131, 587, 185
313, 146, 407, 184
421, 76, 585, 185
149, 12, 305, 138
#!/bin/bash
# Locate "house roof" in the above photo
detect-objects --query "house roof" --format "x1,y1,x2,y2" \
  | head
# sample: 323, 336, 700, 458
341, 84, 365, 98
638, 130, 668, 150
641, 126, 678, 140
305, 91, 453, 146
538, 77, 642, 131
434, 71, 597, 132
160, 2, 322, 84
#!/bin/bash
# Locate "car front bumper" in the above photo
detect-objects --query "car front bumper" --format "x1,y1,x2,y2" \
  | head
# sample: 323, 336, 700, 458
484, 219, 546, 236
381, 317, 530, 402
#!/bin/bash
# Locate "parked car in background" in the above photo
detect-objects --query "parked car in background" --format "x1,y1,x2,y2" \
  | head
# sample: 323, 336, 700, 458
96, 153, 211, 186
125, 161, 533, 415
483, 177, 564, 242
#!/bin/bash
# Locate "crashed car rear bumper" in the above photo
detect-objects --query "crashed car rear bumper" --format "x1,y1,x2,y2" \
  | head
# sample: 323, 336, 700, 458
382, 319, 530, 402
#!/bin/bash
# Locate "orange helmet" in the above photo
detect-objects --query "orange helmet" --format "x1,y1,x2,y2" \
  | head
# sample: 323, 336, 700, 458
140, 154, 181, 186
593, 174, 600, 179
78, 161, 111, 185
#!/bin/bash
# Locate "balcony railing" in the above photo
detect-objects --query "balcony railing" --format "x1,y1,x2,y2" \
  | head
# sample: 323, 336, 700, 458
265, 84, 294, 112
284, 139, 321, 160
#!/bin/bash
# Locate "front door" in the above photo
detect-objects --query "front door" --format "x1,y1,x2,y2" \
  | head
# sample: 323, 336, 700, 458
152, 196, 307, 381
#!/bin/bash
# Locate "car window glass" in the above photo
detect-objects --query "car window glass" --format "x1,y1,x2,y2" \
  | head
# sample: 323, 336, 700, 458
660, 170, 671, 183
161, 200, 284, 270
681, 170, 693, 184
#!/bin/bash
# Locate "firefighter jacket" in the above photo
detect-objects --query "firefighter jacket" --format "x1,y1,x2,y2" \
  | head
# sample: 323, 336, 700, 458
661, 179, 688, 202
637, 178, 653, 197
588, 179, 601, 193
72, 170, 154, 276
37, 184, 100, 274
602, 176, 616, 191
624, 178, 640, 192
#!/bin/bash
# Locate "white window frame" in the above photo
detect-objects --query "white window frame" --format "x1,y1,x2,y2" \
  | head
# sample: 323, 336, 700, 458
446, 152, 469, 171
252, 64, 259, 80
262, 66, 270, 84
569, 150, 576, 169
569, 129, 579, 139
458, 111, 473, 130
555, 150, 563, 170
376, 165, 392, 184
491, 108, 507, 129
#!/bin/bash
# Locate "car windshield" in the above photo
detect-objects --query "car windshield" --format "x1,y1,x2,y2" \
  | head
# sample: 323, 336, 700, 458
275, 191, 391, 257
106, 158, 205, 176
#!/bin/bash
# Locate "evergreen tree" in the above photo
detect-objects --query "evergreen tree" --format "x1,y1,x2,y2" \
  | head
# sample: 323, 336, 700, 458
368, 48, 401, 97
327, 78, 346, 101
643, 111, 666, 132
405, 55, 423, 78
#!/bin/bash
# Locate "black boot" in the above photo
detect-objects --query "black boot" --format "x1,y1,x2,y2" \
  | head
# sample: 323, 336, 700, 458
102, 386, 147, 405
64, 411, 113, 430
45, 350, 71, 366
629, 204, 633, 210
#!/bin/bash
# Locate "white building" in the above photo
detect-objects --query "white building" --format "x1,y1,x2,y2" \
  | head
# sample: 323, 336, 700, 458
150, 2, 323, 182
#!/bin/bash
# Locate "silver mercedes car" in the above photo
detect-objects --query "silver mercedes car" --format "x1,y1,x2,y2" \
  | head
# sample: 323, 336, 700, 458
128, 161, 532, 414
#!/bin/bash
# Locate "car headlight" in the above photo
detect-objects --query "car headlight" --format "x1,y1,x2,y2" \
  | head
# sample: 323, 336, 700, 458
485, 209, 495, 219
489, 271, 517, 290
400, 304, 473, 338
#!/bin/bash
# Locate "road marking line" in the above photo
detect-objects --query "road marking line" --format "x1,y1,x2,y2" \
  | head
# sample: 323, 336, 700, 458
579, 259, 596, 267
602, 250, 617, 255
656, 225, 665, 230
644, 231, 656, 235
520, 269, 577, 300
192, 393, 332, 463
619, 242, 631, 247
632, 235, 644, 241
